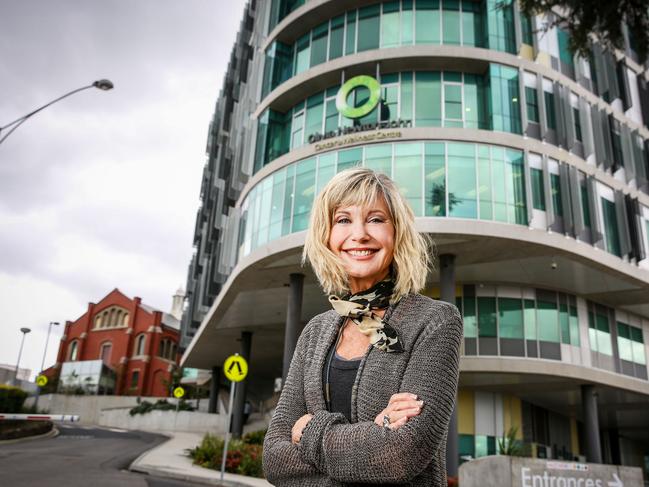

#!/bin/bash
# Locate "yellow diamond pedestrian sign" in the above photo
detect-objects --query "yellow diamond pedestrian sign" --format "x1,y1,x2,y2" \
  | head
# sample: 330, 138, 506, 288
36, 375, 48, 387
224, 354, 248, 382
173, 386, 185, 398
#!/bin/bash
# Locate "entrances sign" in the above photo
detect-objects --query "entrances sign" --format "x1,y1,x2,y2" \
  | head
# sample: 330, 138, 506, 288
459, 456, 643, 487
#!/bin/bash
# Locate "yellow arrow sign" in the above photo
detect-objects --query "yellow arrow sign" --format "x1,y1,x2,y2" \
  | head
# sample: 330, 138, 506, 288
36, 375, 48, 387
223, 354, 248, 382
173, 386, 185, 398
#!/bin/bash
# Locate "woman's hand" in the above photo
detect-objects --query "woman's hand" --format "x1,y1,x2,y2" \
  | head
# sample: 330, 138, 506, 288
291, 413, 313, 444
373, 393, 424, 430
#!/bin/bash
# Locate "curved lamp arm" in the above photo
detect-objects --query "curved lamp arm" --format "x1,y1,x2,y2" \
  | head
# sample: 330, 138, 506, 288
0, 79, 114, 145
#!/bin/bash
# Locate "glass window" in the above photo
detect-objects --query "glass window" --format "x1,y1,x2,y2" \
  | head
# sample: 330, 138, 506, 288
521, 14, 533, 45
459, 434, 475, 461
544, 91, 556, 130
425, 142, 446, 216
345, 11, 357, 55
381, 2, 401, 48
491, 147, 507, 222
595, 312, 612, 356
506, 149, 526, 225
525, 87, 539, 123
401, 0, 414, 44
292, 158, 316, 232
475, 435, 488, 458
485, 0, 515, 53
294, 33, 310, 75
357, 5, 380, 52
269, 168, 286, 241
537, 299, 560, 342
394, 143, 423, 216
531, 168, 545, 210
416, 72, 442, 126
463, 296, 477, 337
316, 153, 336, 195
464, 74, 482, 129
550, 173, 563, 217
569, 306, 580, 346
557, 29, 574, 67
478, 146, 492, 219
444, 82, 463, 126
499, 298, 524, 338
329, 15, 345, 60
442, 0, 461, 45
630, 326, 646, 365
617, 322, 634, 361
601, 197, 621, 257
461, 0, 482, 47
291, 109, 305, 149
478, 297, 497, 337
310, 22, 328, 67
580, 182, 591, 228
447, 142, 477, 218
573, 107, 582, 142
524, 299, 536, 340
304, 93, 324, 141
560, 303, 570, 344
365, 144, 392, 175
380, 83, 399, 122
489, 64, 521, 134
131, 370, 139, 389
324, 96, 339, 133
338, 148, 362, 172
281, 164, 295, 235
415, 0, 440, 44
401, 72, 414, 120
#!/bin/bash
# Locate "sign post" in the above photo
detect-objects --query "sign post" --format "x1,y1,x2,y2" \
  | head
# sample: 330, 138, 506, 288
172, 386, 185, 429
220, 353, 248, 482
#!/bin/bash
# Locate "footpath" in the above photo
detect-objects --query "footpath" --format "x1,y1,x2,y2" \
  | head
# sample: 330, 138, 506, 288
130, 431, 272, 487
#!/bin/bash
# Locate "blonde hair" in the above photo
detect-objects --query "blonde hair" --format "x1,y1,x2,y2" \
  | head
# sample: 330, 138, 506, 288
302, 167, 433, 301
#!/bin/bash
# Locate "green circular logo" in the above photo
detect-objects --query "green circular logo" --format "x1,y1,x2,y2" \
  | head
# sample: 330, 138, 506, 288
336, 75, 381, 119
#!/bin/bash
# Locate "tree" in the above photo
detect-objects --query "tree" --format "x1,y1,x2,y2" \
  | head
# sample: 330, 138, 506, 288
518, 0, 649, 63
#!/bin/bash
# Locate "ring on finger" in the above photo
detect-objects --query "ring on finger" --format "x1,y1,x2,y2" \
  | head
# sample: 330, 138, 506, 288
382, 414, 391, 428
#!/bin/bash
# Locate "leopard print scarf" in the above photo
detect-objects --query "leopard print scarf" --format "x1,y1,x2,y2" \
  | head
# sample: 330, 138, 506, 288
328, 278, 404, 353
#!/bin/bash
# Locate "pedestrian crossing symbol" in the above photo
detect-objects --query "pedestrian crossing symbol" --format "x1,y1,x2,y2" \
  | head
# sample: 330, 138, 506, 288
223, 354, 248, 382
173, 386, 185, 398
36, 375, 48, 387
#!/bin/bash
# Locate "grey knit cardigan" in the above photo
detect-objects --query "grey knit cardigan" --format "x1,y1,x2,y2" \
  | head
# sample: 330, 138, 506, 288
263, 293, 463, 486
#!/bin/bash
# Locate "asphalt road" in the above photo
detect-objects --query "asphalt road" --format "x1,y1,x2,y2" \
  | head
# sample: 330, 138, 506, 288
0, 424, 208, 487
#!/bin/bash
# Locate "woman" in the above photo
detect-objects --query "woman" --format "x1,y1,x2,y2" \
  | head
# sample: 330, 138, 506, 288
263, 167, 463, 486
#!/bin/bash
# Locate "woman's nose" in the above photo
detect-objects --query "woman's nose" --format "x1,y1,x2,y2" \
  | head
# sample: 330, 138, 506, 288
350, 221, 370, 241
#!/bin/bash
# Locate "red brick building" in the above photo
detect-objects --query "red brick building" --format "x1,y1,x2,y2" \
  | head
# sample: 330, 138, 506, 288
47, 288, 182, 397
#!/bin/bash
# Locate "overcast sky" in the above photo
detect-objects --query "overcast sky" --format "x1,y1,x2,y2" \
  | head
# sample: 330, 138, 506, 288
0, 0, 247, 380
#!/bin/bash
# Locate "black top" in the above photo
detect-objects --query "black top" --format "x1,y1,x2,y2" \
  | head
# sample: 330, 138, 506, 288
322, 342, 361, 423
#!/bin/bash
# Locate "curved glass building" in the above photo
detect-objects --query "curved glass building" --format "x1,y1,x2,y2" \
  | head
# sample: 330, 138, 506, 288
181, 0, 649, 476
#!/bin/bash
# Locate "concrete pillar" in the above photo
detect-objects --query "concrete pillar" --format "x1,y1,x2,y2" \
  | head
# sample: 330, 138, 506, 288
208, 366, 220, 414
581, 384, 603, 463
282, 273, 304, 384
440, 254, 459, 478
231, 331, 252, 438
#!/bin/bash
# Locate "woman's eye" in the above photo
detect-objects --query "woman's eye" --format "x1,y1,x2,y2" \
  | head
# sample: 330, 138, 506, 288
369, 217, 384, 223
335, 217, 351, 224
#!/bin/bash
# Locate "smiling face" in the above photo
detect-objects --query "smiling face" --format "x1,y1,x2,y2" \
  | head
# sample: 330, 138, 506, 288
328, 195, 395, 295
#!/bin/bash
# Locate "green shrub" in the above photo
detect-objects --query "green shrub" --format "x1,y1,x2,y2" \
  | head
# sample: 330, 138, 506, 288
187, 433, 264, 478
129, 399, 194, 416
0, 385, 28, 413
242, 429, 266, 445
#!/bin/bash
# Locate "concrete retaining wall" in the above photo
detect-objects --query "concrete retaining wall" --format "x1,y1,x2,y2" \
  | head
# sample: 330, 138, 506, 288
24, 394, 207, 425
99, 407, 229, 434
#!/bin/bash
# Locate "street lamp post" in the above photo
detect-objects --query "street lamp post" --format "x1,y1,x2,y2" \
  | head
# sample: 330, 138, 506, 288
0, 79, 114, 145
33, 322, 60, 410
13, 327, 31, 387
